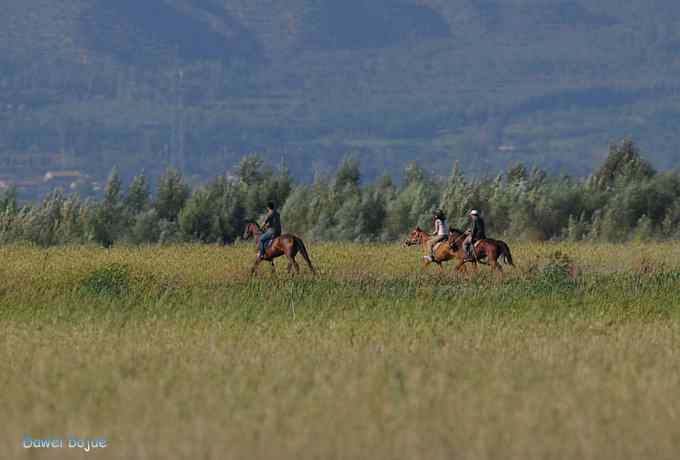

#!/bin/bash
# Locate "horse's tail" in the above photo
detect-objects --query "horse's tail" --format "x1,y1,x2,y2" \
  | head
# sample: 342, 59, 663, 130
497, 240, 514, 266
295, 238, 316, 274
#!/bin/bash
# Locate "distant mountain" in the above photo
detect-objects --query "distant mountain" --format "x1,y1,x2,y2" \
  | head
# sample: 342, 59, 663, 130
80, 0, 263, 63
2, 0, 680, 185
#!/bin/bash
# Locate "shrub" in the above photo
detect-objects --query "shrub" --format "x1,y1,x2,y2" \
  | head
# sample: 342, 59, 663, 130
538, 251, 578, 289
81, 263, 131, 297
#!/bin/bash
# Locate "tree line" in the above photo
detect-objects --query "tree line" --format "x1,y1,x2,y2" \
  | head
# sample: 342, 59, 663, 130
1, 140, 679, 247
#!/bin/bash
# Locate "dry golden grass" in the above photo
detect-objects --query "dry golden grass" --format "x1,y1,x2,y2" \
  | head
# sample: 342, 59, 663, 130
1, 242, 680, 459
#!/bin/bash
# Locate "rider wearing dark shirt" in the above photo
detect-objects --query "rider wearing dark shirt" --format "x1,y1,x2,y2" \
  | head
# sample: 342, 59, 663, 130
470, 213, 486, 241
258, 202, 282, 259
464, 210, 486, 261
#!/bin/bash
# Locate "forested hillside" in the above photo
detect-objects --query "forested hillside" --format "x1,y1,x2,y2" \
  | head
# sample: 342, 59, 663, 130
2, 0, 680, 186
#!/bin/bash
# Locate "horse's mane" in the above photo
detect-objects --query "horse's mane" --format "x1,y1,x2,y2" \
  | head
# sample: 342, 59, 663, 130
243, 221, 262, 235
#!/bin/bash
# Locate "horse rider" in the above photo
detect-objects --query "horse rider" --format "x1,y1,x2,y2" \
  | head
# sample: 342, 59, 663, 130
424, 209, 449, 262
464, 209, 486, 262
257, 201, 282, 260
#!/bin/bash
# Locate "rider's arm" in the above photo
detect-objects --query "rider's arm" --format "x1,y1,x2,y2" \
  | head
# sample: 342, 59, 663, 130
260, 211, 271, 229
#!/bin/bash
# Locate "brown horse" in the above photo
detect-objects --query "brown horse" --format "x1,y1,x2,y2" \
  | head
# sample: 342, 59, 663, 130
403, 226, 459, 270
242, 223, 315, 275
404, 227, 514, 273
447, 228, 514, 273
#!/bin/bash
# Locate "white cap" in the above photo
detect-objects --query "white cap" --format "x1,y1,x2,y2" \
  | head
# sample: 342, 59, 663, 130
469, 210, 480, 216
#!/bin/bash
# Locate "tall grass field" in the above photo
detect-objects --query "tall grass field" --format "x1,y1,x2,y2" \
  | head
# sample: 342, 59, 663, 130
2, 242, 680, 459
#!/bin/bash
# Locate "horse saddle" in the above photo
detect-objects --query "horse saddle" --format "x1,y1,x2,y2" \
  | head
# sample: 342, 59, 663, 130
471, 240, 487, 259
433, 242, 449, 253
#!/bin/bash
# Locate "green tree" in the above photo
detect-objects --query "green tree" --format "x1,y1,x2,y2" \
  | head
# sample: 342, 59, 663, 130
0, 188, 18, 214
334, 157, 361, 194
334, 194, 362, 241
125, 172, 150, 214
440, 162, 468, 225
179, 188, 216, 243
403, 162, 426, 187
237, 155, 265, 186
156, 167, 190, 222
92, 167, 124, 247
281, 187, 312, 236
594, 139, 655, 190
22, 190, 66, 247
506, 163, 528, 184
357, 189, 387, 240
128, 210, 161, 245
268, 161, 294, 206
102, 167, 123, 211
633, 214, 654, 241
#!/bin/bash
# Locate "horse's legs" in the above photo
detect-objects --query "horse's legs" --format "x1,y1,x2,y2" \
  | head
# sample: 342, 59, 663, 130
285, 252, 300, 275
270, 261, 276, 274
493, 254, 503, 273
486, 252, 502, 274
250, 256, 262, 275
455, 260, 466, 272
486, 247, 501, 273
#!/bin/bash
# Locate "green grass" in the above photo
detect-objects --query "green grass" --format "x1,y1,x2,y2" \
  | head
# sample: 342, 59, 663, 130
2, 242, 680, 459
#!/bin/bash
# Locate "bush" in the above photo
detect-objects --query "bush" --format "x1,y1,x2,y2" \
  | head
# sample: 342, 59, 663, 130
81, 263, 131, 297
537, 251, 578, 289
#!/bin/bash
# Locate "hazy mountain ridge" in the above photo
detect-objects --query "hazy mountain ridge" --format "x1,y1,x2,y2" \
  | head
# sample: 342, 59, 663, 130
79, 0, 264, 63
2, 0, 680, 186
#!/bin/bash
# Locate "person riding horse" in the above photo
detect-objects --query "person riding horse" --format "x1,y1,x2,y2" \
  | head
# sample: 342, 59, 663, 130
424, 209, 449, 263
257, 201, 282, 260
243, 213, 315, 275
464, 209, 486, 262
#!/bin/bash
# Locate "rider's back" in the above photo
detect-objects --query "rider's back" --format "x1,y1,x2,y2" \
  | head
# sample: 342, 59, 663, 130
264, 210, 282, 236
435, 218, 449, 236
472, 217, 486, 240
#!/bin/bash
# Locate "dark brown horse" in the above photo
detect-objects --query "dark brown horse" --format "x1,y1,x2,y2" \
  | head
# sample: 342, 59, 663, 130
242, 223, 315, 275
448, 228, 514, 272
405, 227, 514, 273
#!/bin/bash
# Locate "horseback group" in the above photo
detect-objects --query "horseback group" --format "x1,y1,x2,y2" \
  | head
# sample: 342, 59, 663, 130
405, 208, 514, 273
242, 202, 512, 275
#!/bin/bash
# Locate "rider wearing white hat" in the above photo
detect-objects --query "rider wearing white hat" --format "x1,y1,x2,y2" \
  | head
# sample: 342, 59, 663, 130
464, 209, 486, 261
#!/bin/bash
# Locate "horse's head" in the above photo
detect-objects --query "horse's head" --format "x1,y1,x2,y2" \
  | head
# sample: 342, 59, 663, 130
448, 228, 466, 250
404, 226, 427, 246
242, 222, 259, 240
449, 227, 465, 238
